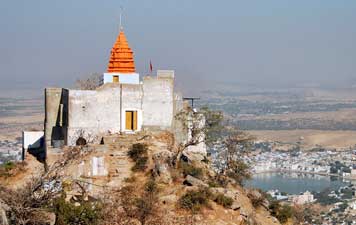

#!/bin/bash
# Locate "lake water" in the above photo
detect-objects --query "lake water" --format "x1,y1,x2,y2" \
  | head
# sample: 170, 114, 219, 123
245, 172, 349, 194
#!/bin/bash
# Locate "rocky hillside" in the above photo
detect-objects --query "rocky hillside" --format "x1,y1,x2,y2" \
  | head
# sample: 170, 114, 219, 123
0, 131, 280, 225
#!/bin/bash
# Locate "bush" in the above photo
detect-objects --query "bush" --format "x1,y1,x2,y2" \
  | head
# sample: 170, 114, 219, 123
144, 179, 158, 194
119, 180, 160, 225
277, 204, 293, 223
128, 143, 149, 172
0, 177, 56, 224
269, 200, 294, 224
248, 189, 267, 208
180, 162, 203, 179
128, 143, 148, 161
0, 161, 26, 177
209, 174, 229, 188
208, 180, 220, 188
53, 195, 102, 225
214, 193, 233, 208
179, 188, 211, 213
132, 156, 148, 172
3, 161, 15, 170
226, 159, 251, 185
124, 176, 136, 183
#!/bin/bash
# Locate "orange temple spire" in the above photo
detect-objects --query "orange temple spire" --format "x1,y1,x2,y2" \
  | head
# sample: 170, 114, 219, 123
107, 29, 136, 73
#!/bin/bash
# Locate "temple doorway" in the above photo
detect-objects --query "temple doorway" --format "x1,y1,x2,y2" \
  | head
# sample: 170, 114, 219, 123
125, 111, 137, 130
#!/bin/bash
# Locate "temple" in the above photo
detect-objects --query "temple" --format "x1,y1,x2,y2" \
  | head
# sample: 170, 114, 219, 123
103, 29, 139, 84
43, 27, 183, 147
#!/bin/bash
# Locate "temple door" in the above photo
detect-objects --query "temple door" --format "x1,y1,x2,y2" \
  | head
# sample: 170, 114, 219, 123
125, 111, 133, 130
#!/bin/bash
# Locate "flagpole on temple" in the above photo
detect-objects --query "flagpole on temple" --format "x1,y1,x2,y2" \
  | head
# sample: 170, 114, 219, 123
149, 60, 153, 76
119, 6, 123, 30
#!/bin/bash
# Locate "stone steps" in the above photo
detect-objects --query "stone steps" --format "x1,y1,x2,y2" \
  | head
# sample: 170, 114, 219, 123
103, 134, 142, 145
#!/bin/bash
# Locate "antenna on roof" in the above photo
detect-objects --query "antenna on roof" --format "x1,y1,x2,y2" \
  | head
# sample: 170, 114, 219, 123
119, 6, 124, 31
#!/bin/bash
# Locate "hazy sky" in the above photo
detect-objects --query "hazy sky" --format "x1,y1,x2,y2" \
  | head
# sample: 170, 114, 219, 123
1, 0, 356, 92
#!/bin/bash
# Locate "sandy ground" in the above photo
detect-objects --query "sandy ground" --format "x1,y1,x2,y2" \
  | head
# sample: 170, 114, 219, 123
0, 113, 43, 141
0, 154, 44, 189
248, 129, 356, 149
239, 108, 356, 122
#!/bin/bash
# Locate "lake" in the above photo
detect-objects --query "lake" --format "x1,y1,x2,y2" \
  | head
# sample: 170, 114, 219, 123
245, 172, 349, 194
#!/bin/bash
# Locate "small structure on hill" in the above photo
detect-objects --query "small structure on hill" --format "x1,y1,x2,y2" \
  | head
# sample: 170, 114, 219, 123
44, 27, 184, 148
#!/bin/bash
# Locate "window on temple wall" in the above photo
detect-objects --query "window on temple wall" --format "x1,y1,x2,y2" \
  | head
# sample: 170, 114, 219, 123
113, 75, 119, 83
125, 111, 137, 130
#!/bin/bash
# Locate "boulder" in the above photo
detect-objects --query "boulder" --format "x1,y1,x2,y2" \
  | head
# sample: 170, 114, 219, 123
231, 201, 241, 210
152, 150, 174, 184
210, 188, 240, 200
181, 141, 207, 163
210, 187, 242, 210
247, 189, 262, 199
239, 208, 249, 218
182, 151, 205, 162
184, 186, 200, 192
184, 175, 208, 188
160, 194, 178, 205
247, 189, 269, 209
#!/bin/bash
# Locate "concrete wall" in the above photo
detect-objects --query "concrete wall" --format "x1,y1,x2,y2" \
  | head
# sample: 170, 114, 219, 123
67, 86, 121, 145
142, 76, 174, 129
57, 70, 177, 146
157, 70, 174, 79
23, 131, 44, 150
172, 93, 186, 143
121, 84, 143, 132
103, 73, 139, 84
22, 131, 44, 160
44, 88, 68, 148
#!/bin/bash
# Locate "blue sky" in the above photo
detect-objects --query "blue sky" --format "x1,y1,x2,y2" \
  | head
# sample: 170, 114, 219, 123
1, 0, 356, 91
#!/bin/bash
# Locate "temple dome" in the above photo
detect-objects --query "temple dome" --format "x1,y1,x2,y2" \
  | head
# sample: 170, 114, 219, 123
107, 30, 136, 73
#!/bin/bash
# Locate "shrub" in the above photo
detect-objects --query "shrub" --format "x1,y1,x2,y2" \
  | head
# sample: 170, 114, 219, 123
214, 193, 233, 208
248, 189, 267, 208
0, 161, 26, 177
132, 156, 148, 172
269, 200, 294, 224
53, 195, 102, 225
208, 174, 229, 188
124, 176, 136, 183
119, 180, 160, 225
3, 161, 15, 170
128, 143, 148, 161
202, 156, 209, 164
226, 159, 251, 185
179, 188, 211, 213
180, 162, 203, 179
277, 204, 293, 223
0, 177, 57, 224
144, 179, 158, 194
134, 198, 155, 224
208, 180, 220, 188
128, 143, 149, 172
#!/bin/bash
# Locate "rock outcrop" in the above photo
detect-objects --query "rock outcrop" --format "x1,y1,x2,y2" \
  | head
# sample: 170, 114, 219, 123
152, 150, 174, 184
0, 200, 9, 225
